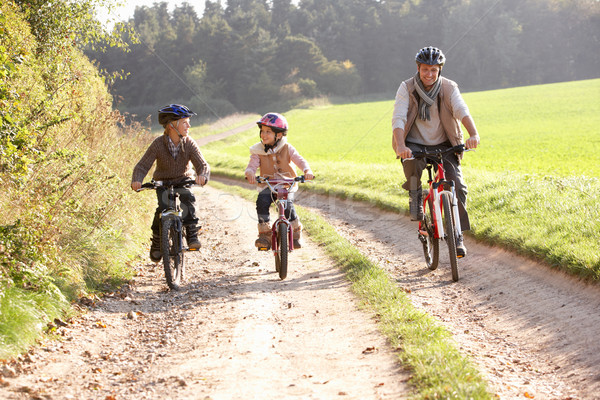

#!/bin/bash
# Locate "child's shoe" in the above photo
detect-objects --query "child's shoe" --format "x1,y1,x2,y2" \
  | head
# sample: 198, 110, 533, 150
255, 222, 271, 250
291, 219, 303, 249
149, 232, 161, 262
186, 225, 201, 250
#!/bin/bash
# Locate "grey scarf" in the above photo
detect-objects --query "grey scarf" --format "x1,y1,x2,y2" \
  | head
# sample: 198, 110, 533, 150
414, 73, 442, 121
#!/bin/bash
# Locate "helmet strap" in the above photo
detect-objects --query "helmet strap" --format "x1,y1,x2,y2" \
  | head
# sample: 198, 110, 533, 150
170, 121, 184, 140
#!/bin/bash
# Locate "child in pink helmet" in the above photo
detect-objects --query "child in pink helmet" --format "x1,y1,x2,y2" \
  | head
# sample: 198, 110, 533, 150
245, 112, 314, 250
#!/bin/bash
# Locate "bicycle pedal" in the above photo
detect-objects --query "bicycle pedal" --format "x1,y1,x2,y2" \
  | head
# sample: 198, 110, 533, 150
187, 246, 200, 251
257, 246, 269, 251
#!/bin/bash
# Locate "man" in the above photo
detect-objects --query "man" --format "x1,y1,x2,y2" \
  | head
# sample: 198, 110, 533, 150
392, 46, 480, 257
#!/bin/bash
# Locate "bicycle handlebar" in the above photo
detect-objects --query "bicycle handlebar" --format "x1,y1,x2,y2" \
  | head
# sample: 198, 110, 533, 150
255, 175, 308, 193
404, 144, 470, 161
137, 179, 198, 192
255, 175, 306, 184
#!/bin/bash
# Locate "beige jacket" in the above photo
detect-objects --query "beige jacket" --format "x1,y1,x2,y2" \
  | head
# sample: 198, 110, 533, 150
392, 76, 465, 152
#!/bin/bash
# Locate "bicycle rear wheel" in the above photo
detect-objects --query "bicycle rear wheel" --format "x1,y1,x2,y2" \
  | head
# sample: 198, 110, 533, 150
161, 216, 184, 290
420, 190, 439, 270
441, 193, 459, 282
276, 223, 288, 280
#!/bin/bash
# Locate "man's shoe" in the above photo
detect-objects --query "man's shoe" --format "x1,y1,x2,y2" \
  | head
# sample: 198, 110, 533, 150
409, 190, 424, 221
149, 233, 161, 262
456, 236, 467, 258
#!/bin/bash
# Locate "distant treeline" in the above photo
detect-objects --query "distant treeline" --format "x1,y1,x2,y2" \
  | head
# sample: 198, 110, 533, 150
89, 0, 600, 119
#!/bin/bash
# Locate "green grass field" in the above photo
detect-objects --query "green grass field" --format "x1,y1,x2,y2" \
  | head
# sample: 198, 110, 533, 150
201, 78, 600, 280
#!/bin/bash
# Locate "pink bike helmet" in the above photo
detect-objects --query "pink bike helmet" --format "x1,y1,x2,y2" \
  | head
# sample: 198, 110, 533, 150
257, 112, 288, 133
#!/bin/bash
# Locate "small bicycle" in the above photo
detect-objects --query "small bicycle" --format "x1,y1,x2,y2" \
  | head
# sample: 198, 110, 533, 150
137, 179, 199, 290
408, 144, 469, 282
255, 175, 306, 280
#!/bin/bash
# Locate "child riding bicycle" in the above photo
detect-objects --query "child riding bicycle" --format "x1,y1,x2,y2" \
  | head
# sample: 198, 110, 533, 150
245, 112, 314, 250
131, 104, 210, 262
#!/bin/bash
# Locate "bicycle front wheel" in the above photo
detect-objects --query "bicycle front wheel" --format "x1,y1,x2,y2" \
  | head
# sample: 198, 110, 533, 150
420, 190, 439, 270
441, 193, 459, 282
276, 223, 288, 280
161, 216, 184, 290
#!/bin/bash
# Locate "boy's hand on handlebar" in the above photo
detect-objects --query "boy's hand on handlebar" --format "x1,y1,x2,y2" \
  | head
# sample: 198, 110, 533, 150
131, 181, 142, 191
304, 172, 314, 181
245, 171, 256, 184
196, 175, 207, 186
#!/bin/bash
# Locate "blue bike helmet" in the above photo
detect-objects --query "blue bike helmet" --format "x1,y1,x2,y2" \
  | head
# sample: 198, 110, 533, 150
415, 46, 446, 67
158, 104, 196, 126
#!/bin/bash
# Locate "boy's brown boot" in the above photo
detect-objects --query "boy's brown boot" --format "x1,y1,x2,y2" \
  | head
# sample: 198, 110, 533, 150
186, 225, 201, 250
255, 222, 271, 250
149, 231, 161, 262
291, 219, 303, 249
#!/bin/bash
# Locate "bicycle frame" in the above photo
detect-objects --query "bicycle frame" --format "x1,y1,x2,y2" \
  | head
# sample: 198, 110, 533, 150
160, 184, 185, 252
257, 177, 301, 252
405, 145, 467, 244
138, 179, 197, 253
421, 160, 462, 242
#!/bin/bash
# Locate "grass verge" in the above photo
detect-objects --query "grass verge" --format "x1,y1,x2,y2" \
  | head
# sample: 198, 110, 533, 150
209, 179, 493, 399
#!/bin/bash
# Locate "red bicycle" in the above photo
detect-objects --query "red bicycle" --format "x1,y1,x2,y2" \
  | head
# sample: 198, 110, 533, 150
255, 175, 306, 280
409, 144, 470, 282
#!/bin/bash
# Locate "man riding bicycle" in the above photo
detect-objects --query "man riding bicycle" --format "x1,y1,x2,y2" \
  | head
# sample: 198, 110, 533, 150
392, 46, 480, 257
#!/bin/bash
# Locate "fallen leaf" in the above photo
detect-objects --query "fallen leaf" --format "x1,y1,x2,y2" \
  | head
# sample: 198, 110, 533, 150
94, 321, 107, 329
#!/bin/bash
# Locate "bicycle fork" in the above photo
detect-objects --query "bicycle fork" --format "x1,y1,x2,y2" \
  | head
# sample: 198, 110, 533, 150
432, 183, 462, 241
271, 200, 293, 252
161, 210, 184, 254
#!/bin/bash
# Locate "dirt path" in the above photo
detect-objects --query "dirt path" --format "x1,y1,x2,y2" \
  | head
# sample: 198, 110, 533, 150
280, 180, 600, 400
0, 185, 409, 400
3, 177, 600, 400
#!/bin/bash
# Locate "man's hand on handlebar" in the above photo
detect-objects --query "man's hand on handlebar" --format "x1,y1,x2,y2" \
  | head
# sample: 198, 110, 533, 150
465, 134, 480, 150
131, 181, 142, 191
395, 144, 413, 160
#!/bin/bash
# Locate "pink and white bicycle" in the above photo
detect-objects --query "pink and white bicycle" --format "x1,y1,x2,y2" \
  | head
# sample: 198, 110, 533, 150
255, 175, 306, 280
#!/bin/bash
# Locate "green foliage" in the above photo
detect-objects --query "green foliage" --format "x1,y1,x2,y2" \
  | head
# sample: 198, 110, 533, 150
205, 78, 600, 281
0, 0, 152, 359
0, 284, 68, 359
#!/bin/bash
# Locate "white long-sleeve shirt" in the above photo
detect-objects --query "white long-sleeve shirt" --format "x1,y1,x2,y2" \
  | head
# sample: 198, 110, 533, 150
392, 79, 471, 146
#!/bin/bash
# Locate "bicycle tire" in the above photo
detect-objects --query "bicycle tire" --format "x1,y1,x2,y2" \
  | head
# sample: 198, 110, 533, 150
161, 216, 184, 290
441, 193, 459, 282
275, 231, 281, 273
420, 190, 439, 270
277, 223, 288, 280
